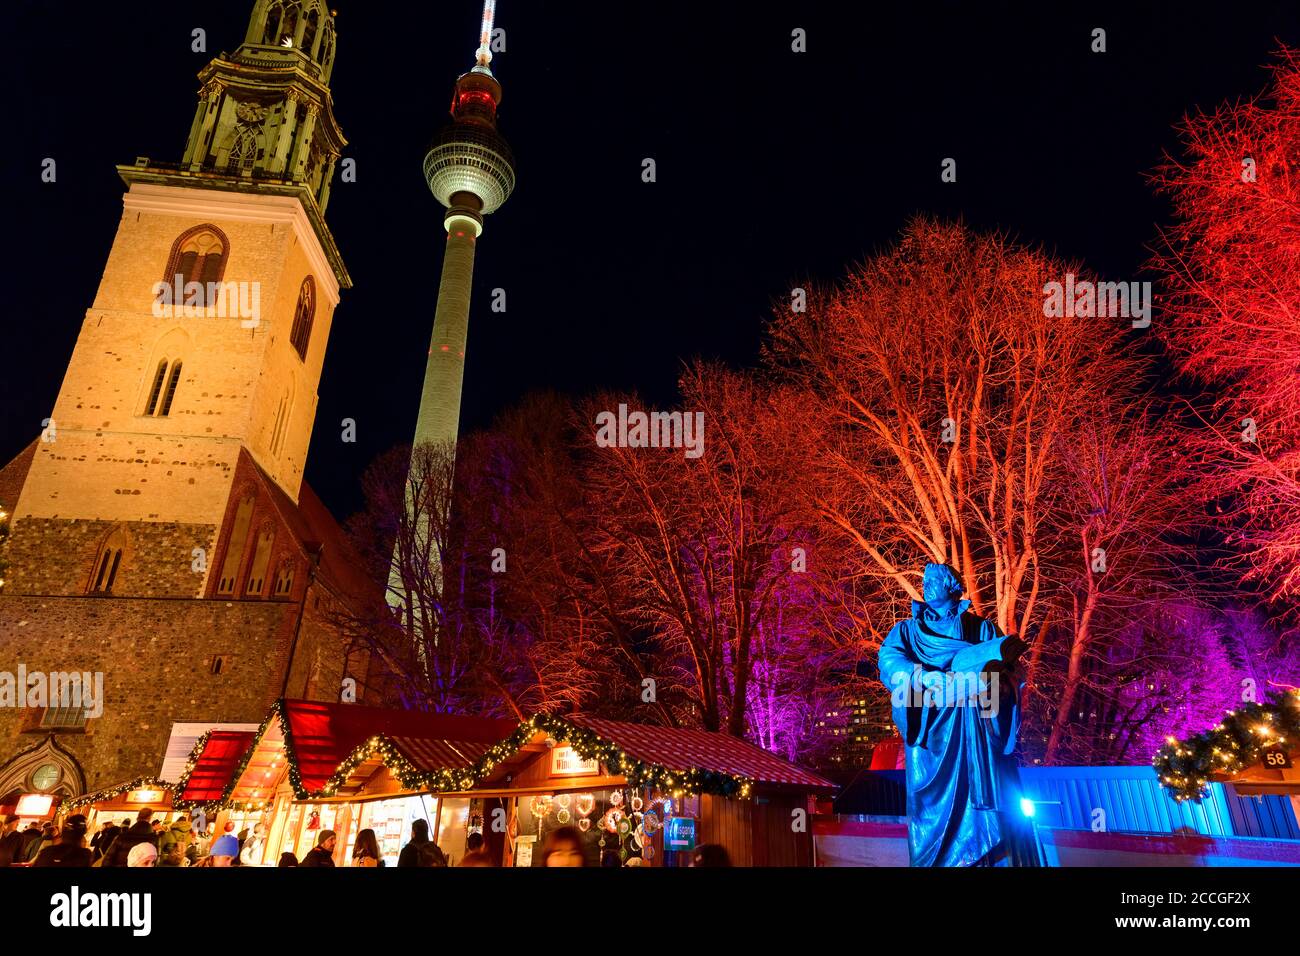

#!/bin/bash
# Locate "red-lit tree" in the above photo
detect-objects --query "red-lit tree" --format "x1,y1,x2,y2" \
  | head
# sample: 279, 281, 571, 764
767, 219, 1195, 762
1150, 47, 1300, 602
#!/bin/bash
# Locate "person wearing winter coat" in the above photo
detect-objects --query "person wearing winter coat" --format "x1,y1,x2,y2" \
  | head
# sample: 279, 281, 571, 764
397, 819, 447, 867
156, 817, 191, 862
17, 823, 44, 863
0, 815, 22, 867
239, 823, 267, 866
299, 830, 337, 867
32, 815, 92, 867
102, 811, 158, 867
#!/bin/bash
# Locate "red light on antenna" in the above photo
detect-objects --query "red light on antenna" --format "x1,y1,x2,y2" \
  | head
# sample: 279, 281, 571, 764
440, 345, 450, 351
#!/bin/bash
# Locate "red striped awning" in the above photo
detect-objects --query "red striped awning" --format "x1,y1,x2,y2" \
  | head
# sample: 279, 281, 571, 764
179, 731, 256, 805
389, 736, 495, 771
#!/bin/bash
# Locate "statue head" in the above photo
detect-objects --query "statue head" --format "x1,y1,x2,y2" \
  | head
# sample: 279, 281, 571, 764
921, 563, 964, 615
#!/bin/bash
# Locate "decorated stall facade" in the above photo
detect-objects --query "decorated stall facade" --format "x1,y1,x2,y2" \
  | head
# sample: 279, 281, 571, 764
176, 699, 835, 867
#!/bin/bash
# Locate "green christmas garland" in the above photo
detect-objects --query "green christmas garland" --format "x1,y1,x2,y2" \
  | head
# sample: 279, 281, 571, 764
1153, 690, 1300, 801
174, 701, 755, 811
65, 776, 176, 811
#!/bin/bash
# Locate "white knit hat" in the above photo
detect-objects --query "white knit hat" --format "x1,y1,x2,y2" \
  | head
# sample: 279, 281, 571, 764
127, 843, 158, 867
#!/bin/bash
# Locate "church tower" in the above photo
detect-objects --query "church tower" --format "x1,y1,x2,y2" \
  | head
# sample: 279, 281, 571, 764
4, 0, 349, 600
0, 1, 368, 800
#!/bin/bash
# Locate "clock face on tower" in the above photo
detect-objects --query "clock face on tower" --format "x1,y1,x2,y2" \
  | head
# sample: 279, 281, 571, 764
31, 763, 61, 791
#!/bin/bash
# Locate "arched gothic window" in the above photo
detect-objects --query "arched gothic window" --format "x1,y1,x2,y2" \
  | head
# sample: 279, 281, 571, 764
162, 224, 229, 307
245, 528, 275, 597
89, 528, 128, 594
273, 561, 296, 598
289, 276, 315, 360
228, 125, 258, 172
159, 362, 184, 416
217, 497, 256, 595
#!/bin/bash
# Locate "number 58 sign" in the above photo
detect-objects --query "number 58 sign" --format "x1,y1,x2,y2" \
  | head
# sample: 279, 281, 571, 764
1261, 747, 1293, 769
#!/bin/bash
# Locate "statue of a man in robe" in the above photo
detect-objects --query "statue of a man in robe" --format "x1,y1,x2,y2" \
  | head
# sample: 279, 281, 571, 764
877, 563, 1039, 866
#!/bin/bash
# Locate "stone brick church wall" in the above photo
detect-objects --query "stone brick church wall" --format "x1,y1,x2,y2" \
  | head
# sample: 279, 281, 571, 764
0, 594, 298, 791
3, 518, 217, 598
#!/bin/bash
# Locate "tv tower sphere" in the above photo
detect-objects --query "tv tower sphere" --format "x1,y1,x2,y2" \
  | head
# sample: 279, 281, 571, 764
422, 1, 515, 232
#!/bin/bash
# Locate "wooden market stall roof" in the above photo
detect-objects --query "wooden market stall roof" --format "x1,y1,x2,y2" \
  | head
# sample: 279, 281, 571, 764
184, 699, 519, 808
177, 699, 837, 810
332, 711, 837, 802
564, 715, 835, 791
177, 730, 257, 808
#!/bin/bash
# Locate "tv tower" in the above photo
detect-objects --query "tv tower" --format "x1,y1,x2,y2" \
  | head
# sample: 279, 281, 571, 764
412, 0, 516, 453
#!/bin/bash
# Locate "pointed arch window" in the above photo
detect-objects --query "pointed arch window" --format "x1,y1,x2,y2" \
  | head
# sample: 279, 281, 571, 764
89, 528, 128, 594
163, 224, 229, 308
159, 362, 184, 416
289, 276, 315, 360
262, 3, 285, 45
140, 328, 190, 418
217, 497, 256, 595
228, 125, 258, 172
273, 561, 296, 598
245, 527, 275, 597
143, 359, 168, 415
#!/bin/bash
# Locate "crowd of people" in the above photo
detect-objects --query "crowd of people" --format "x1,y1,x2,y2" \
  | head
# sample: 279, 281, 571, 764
0, 811, 731, 868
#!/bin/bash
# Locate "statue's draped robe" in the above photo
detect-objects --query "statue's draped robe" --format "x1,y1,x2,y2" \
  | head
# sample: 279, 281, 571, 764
877, 600, 1038, 867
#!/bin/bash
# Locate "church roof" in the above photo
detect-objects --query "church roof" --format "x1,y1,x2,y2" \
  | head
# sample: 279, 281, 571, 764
240, 449, 379, 608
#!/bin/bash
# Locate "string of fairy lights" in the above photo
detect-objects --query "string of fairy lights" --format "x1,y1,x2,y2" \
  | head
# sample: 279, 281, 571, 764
64, 776, 176, 811
173, 700, 755, 812
1153, 689, 1300, 802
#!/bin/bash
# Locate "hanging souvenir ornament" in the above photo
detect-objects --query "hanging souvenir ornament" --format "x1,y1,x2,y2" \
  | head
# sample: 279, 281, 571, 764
617, 816, 632, 838
604, 808, 623, 833
643, 845, 655, 860
609, 789, 624, 808
632, 824, 646, 849
641, 810, 661, 835
578, 817, 591, 833
555, 793, 572, 810
529, 795, 549, 819
574, 793, 595, 818
631, 795, 643, 812
556, 808, 571, 824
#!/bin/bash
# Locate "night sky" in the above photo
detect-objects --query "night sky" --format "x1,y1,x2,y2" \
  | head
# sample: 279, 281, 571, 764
4, 1, 1298, 520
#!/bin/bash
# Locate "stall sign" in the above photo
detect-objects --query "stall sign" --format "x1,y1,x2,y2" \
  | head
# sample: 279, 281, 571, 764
127, 788, 165, 804
16, 793, 55, 817
1261, 747, 1293, 770
664, 816, 696, 851
551, 745, 599, 777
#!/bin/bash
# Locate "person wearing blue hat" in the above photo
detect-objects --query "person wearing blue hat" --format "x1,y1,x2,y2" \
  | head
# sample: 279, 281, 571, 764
209, 833, 240, 867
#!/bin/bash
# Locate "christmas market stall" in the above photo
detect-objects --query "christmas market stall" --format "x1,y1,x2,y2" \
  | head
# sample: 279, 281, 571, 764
174, 699, 836, 866
177, 699, 517, 865
321, 711, 837, 867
